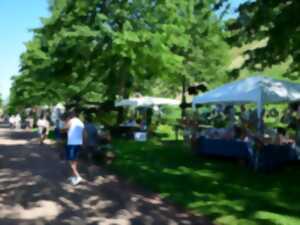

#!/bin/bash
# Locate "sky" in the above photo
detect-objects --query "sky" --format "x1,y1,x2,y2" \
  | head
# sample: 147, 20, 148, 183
226, 0, 248, 17
0, 0, 49, 100
0, 0, 246, 101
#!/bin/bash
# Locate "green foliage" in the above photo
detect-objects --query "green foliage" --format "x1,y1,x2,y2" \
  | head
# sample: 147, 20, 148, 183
161, 106, 181, 125
0, 94, 3, 109
9, 0, 230, 111
228, 0, 300, 79
111, 139, 300, 225
94, 111, 118, 127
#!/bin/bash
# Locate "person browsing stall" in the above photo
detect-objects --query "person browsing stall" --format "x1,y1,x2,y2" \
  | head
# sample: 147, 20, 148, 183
84, 114, 99, 160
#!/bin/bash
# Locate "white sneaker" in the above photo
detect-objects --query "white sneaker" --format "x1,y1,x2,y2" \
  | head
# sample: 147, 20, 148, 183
71, 176, 83, 185
68, 176, 75, 182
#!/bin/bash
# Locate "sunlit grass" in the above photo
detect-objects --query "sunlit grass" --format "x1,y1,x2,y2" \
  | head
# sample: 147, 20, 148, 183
110, 139, 300, 225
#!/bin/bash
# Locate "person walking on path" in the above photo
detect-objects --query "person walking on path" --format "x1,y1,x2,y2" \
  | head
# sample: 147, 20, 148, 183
83, 114, 99, 161
15, 114, 22, 129
65, 111, 85, 185
37, 114, 50, 144
9, 115, 16, 128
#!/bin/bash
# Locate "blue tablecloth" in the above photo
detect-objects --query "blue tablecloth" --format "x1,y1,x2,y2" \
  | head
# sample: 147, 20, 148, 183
257, 144, 297, 171
195, 137, 297, 171
195, 137, 251, 160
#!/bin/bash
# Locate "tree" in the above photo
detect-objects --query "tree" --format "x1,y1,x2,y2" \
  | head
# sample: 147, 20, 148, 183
9, 0, 230, 117
228, 0, 300, 79
0, 94, 3, 108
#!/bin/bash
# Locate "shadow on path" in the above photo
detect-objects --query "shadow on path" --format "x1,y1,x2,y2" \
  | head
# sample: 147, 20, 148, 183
0, 126, 213, 225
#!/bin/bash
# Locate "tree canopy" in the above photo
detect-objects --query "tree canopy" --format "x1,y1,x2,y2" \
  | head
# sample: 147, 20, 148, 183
9, 0, 231, 112
228, 0, 300, 79
0, 94, 3, 109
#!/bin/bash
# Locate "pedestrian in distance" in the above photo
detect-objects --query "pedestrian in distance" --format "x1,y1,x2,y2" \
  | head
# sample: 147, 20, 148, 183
15, 114, 22, 129
37, 114, 50, 144
9, 115, 16, 129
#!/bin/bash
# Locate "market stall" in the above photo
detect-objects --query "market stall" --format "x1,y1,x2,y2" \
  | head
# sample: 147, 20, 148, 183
115, 96, 180, 140
192, 76, 300, 170
115, 96, 180, 107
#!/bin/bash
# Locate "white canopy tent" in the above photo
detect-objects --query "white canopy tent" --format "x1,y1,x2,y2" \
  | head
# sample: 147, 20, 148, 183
192, 76, 300, 121
115, 96, 180, 108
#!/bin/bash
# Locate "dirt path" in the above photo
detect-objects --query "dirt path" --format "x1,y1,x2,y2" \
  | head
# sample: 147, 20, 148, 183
0, 125, 213, 225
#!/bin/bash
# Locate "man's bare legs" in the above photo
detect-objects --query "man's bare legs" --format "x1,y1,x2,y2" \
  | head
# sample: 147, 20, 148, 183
70, 160, 80, 178
69, 160, 83, 185
40, 134, 46, 144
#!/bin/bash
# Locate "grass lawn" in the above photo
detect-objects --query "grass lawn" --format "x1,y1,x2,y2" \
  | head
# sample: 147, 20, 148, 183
110, 139, 300, 225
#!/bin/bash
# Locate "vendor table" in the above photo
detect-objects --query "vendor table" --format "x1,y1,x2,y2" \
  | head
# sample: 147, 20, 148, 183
195, 137, 297, 171
195, 136, 251, 160
173, 124, 212, 140
257, 144, 297, 171
111, 125, 141, 139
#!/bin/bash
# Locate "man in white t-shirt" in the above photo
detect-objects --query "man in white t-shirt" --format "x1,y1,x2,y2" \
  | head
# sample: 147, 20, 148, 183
65, 111, 85, 185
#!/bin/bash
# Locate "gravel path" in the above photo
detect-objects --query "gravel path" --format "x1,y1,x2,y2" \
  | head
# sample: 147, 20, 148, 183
0, 125, 214, 225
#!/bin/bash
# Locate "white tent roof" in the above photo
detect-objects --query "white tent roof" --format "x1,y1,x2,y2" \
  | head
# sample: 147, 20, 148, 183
54, 103, 65, 110
115, 96, 180, 107
192, 76, 300, 108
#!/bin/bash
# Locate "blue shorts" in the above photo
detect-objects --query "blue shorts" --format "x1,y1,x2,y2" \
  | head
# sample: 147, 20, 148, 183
65, 145, 81, 161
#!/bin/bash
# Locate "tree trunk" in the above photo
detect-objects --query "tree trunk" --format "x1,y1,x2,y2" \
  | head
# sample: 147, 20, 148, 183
117, 107, 124, 125
117, 81, 130, 124
181, 76, 187, 118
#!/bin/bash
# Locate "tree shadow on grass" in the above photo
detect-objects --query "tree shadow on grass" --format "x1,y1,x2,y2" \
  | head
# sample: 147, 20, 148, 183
111, 140, 300, 225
